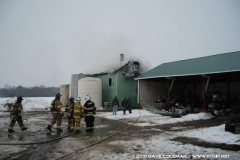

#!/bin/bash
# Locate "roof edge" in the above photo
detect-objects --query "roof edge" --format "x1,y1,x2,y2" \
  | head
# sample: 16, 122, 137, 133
135, 69, 240, 80
161, 51, 240, 65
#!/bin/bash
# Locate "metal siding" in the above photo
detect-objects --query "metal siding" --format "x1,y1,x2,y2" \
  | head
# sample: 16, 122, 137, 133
136, 51, 240, 79
97, 74, 114, 106
117, 73, 137, 108
97, 72, 138, 108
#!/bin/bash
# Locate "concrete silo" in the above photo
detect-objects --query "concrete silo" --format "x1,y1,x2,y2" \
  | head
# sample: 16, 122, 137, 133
78, 77, 102, 108
70, 73, 85, 99
60, 84, 69, 106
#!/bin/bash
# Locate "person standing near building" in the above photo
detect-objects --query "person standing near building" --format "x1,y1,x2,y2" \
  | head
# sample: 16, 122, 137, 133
70, 97, 84, 133
65, 96, 75, 130
47, 93, 64, 132
122, 97, 127, 115
8, 96, 28, 132
127, 97, 132, 114
112, 96, 119, 115
84, 95, 96, 132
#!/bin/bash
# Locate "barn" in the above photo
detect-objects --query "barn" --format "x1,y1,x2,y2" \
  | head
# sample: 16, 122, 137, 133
135, 51, 240, 114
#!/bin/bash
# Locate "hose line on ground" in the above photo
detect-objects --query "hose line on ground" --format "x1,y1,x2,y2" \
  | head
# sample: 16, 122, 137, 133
0, 131, 75, 145
0, 110, 141, 160
54, 110, 142, 160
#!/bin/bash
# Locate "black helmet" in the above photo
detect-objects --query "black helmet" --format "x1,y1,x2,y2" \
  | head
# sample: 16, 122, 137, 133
56, 93, 62, 98
17, 96, 24, 101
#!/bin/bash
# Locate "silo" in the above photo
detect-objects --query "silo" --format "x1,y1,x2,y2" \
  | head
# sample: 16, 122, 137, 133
70, 73, 85, 98
60, 84, 69, 106
78, 77, 102, 108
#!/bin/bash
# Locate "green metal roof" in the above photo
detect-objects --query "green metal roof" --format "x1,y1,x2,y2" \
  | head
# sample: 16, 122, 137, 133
135, 51, 240, 80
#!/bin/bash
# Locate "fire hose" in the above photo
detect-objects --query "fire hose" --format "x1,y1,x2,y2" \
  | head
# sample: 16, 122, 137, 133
0, 131, 76, 145
0, 110, 141, 160
54, 110, 141, 160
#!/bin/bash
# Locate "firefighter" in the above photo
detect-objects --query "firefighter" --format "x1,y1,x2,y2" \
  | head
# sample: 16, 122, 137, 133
83, 95, 96, 132
65, 96, 75, 130
47, 93, 64, 132
70, 97, 84, 133
8, 96, 28, 132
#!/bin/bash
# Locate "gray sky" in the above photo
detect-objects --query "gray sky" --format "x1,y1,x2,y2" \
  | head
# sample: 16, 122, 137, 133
0, 0, 240, 88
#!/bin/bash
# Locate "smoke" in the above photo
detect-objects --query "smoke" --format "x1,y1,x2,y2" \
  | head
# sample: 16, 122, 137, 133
129, 57, 152, 74
71, 33, 152, 75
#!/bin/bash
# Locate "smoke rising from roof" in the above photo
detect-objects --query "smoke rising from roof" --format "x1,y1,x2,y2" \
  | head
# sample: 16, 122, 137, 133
0, 0, 239, 88
69, 33, 152, 75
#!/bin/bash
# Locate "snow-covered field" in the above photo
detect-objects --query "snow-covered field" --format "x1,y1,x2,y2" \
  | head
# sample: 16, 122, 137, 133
0, 97, 54, 112
1, 97, 240, 159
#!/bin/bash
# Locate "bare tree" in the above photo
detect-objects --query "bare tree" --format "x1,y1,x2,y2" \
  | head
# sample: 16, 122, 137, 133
0, 85, 59, 97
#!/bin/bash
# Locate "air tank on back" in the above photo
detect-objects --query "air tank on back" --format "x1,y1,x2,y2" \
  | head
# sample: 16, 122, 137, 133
78, 77, 102, 108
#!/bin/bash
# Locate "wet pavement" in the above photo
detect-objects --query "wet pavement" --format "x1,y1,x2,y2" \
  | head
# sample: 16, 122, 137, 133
0, 111, 239, 160
0, 111, 129, 160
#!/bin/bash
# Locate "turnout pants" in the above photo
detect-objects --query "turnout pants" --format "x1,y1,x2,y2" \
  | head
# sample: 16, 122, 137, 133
71, 117, 80, 131
48, 113, 62, 129
8, 116, 25, 130
68, 117, 72, 129
85, 116, 95, 131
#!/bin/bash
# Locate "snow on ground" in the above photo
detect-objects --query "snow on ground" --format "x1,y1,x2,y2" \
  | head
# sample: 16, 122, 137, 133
105, 133, 240, 160
174, 124, 240, 145
96, 109, 214, 126
96, 109, 240, 145
1, 97, 240, 159
0, 97, 54, 111
93, 110, 240, 160
0, 96, 234, 146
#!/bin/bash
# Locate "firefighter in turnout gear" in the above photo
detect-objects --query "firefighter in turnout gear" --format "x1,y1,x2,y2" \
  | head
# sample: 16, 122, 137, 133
47, 93, 64, 132
65, 96, 75, 130
8, 96, 28, 132
70, 97, 84, 133
84, 95, 96, 132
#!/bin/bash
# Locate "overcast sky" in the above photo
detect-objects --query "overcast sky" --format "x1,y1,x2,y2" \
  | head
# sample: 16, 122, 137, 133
0, 0, 240, 88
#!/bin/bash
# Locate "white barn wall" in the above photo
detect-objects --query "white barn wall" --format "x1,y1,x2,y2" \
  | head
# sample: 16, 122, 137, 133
139, 80, 166, 108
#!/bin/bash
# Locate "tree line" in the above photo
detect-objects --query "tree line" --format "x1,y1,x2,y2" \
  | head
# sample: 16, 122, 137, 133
0, 84, 60, 97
